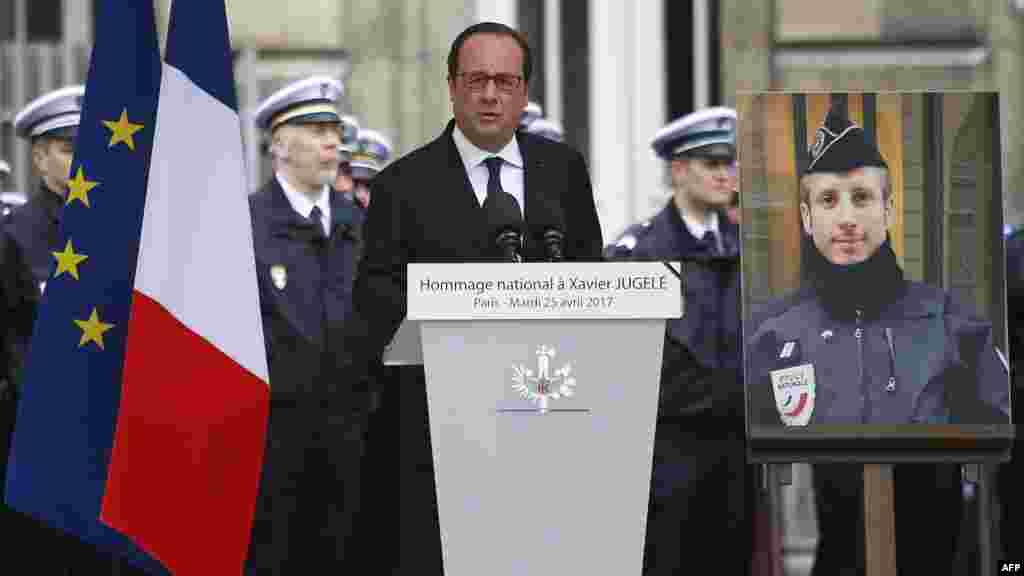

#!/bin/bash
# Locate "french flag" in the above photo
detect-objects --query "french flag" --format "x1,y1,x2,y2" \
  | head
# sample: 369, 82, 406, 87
5, 1, 270, 574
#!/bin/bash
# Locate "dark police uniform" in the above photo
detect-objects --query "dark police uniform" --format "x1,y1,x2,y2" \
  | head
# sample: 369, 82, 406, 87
246, 76, 367, 574
605, 107, 754, 576
747, 277, 1010, 426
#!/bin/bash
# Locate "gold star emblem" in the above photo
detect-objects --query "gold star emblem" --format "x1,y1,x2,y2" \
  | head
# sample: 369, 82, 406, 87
66, 166, 99, 207
74, 307, 115, 350
102, 109, 145, 151
52, 239, 89, 280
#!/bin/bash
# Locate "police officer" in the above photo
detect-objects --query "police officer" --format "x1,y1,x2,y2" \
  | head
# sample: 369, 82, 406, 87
247, 76, 366, 573
746, 105, 1010, 575
523, 117, 565, 143
349, 127, 393, 212
606, 107, 755, 575
334, 114, 360, 206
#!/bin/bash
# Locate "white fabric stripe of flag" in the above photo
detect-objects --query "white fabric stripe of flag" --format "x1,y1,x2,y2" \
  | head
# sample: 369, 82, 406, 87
134, 62, 269, 384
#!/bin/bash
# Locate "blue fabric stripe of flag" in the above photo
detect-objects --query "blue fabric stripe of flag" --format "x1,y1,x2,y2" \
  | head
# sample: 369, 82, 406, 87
4, 1, 169, 573
166, 0, 238, 112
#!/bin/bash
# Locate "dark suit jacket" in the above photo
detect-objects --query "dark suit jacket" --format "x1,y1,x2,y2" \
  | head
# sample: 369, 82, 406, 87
337, 120, 603, 372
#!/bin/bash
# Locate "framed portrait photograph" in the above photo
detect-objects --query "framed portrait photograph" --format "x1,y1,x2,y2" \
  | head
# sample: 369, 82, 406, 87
739, 91, 1014, 462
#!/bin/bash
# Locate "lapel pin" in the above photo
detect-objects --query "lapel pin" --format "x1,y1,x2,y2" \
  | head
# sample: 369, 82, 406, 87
821, 329, 833, 342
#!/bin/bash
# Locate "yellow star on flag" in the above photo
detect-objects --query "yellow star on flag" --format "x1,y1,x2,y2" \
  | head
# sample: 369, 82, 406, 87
74, 307, 115, 350
52, 239, 89, 280
66, 167, 99, 207
102, 109, 145, 150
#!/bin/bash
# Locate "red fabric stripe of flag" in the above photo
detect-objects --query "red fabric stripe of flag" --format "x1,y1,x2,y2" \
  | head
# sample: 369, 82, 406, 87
102, 292, 268, 574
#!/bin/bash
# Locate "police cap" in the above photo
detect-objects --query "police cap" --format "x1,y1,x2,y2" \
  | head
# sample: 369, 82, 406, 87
254, 76, 344, 133
524, 118, 564, 142
337, 114, 361, 164
13, 85, 85, 141
520, 101, 543, 129
651, 106, 736, 161
805, 104, 887, 175
350, 129, 393, 181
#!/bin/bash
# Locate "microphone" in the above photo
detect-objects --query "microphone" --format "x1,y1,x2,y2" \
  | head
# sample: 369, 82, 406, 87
496, 228, 524, 262
540, 228, 565, 262
529, 197, 566, 262
488, 192, 525, 263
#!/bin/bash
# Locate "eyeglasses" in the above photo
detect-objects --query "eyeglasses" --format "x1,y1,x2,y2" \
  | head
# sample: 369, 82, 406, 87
457, 72, 524, 93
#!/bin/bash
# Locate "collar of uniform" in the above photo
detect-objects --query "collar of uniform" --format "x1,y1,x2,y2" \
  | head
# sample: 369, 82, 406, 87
275, 172, 330, 222
38, 180, 64, 224
452, 123, 524, 171
680, 208, 719, 241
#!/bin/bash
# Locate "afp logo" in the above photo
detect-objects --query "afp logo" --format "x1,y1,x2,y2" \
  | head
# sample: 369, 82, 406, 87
1001, 561, 1023, 573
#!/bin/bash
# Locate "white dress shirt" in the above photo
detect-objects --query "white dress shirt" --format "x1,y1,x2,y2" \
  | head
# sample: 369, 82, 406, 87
451, 124, 525, 217
276, 172, 331, 237
681, 209, 723, 254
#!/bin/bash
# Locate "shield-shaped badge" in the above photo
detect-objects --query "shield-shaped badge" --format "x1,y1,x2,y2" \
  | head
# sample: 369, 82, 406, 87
770, 363, 816, 426
270, 265, 287, 291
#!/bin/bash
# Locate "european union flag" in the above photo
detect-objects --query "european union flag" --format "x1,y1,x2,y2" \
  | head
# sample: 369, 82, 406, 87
4, 1, 169, 572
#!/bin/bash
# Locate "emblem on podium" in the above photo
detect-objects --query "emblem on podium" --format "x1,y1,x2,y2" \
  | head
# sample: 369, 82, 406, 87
511, 345, 577, 414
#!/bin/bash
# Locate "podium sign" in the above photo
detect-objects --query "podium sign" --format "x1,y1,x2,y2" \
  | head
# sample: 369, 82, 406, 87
396, 262, 681, 576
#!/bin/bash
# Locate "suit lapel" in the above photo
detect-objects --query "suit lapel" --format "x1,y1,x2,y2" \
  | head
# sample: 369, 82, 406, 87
519, 132, 544, 232
437, 121, 490, 254
440, 121, 484, 216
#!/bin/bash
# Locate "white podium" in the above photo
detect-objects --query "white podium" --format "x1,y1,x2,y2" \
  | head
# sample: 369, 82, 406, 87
385, 262, 682, 576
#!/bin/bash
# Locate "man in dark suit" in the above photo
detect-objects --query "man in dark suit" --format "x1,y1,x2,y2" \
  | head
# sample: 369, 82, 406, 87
246, 75, 366, 574
336, 21, 603, 575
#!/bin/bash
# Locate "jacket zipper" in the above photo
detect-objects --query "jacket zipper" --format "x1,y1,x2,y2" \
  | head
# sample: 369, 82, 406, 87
884, 327, 897, 393
855, 309, 866, 422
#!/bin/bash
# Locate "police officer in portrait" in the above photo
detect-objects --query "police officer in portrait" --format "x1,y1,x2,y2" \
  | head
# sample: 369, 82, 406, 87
605, 107, 755, 575
247, 75, 366, 573
746, 105, 1011, 575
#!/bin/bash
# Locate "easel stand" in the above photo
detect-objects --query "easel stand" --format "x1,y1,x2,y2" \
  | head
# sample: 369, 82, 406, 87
862, 464, 896, 576
768, 462, 1000, 576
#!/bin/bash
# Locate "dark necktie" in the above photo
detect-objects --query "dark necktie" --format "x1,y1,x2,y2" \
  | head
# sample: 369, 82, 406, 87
702, 230, 720, 256
309, 205, 327, 240
482, 156, 522, 219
